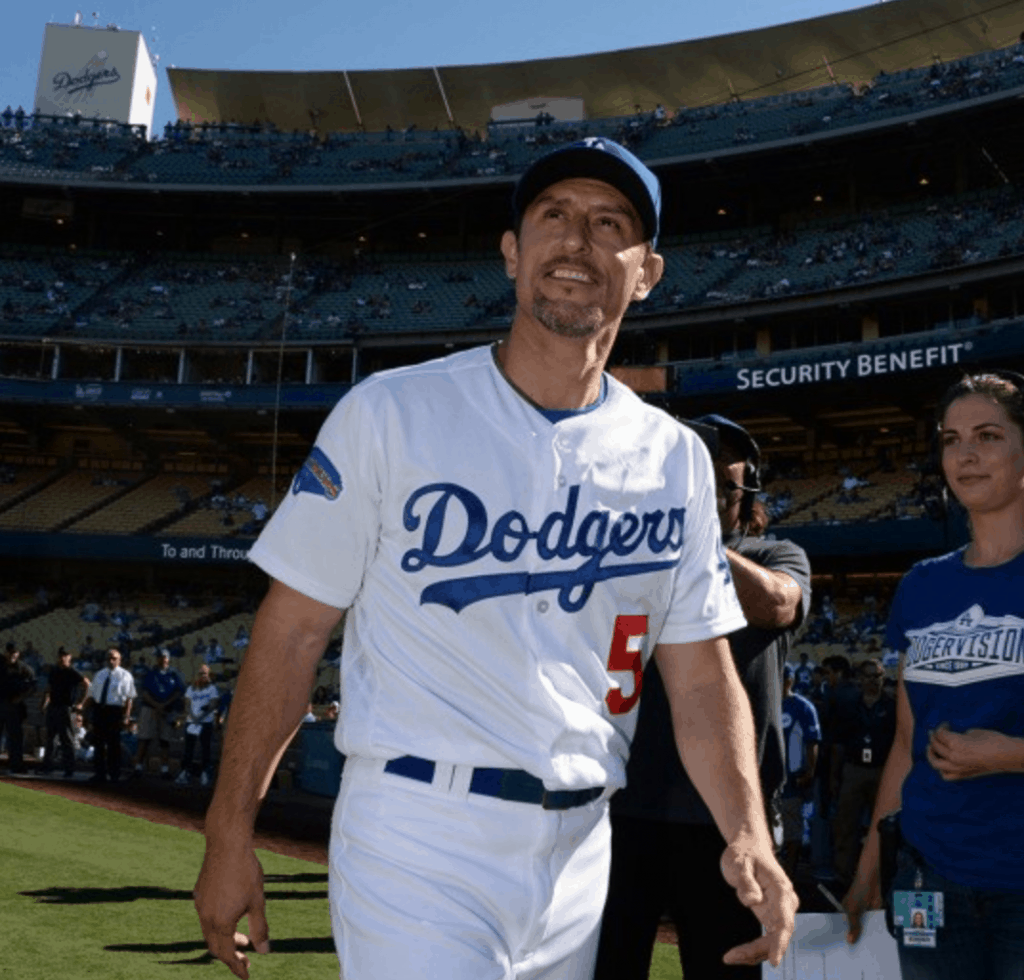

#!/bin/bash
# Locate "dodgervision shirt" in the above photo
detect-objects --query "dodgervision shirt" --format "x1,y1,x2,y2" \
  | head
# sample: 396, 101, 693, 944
886, 548, 1024, 891
249, 345, 746, 793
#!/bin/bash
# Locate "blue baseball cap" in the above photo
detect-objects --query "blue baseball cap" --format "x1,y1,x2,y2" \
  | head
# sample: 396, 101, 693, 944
694, 414, 760, 465
512, 137, 661, 247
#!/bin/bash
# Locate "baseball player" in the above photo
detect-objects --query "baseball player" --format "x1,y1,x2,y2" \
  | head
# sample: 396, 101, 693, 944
193, 137, 798, 980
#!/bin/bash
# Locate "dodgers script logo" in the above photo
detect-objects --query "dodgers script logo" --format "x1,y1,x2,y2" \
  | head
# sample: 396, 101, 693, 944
401, 483, 684, 614
904, 603, 1024, 687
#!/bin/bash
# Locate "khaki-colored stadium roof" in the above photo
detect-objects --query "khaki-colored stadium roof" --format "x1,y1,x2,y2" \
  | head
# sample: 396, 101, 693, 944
168, 0, 1024, 134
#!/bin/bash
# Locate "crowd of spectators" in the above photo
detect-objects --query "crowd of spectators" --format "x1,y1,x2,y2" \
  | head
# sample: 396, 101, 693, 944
3, 37, 1024, 196
4, 182, 1021, 346
777, 581, 903, 898
0, 629, 345, 786
0, 576, 337, 785
199, 485, 269, 534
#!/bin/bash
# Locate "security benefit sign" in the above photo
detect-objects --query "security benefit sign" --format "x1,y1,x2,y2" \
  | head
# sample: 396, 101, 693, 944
736, 340, 968, 392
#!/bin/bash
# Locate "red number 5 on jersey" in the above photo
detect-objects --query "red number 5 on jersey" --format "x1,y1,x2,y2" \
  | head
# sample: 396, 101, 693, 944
605, 614, 649, 715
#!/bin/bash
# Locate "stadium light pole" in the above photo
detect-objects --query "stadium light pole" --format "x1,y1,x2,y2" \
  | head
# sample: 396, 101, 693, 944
270, 252, 296, 511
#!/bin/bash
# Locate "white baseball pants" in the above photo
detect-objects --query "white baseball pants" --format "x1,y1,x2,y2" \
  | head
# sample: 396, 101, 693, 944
328, 755, 611, 980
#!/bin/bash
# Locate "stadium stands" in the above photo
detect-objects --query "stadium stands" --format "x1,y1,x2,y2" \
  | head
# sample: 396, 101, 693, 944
3, 180, 1024, 343
8, 596, 222, 664
0, 113, 147, 184
0, 466, 63, 512
161, 475, 273, 538
6, 40, 1024, 192
66, 474, 216, 534
0, 468, 143, 532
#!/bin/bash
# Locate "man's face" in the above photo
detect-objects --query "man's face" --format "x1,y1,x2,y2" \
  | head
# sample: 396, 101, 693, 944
107, 651, 120, 669
4, 646, 19, 664
500, 178, 663, 342
157, 654, 170, 671
59, 652, 72, 667
859, 663, 885, 698
197, 667, 210, 687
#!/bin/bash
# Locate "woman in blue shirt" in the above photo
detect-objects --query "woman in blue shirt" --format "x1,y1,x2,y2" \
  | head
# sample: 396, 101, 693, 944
844, 371, 1024, 980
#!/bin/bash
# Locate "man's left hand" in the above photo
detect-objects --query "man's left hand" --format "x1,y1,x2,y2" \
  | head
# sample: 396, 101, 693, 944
719, 831, 799, 968
927, 723, 1014, 780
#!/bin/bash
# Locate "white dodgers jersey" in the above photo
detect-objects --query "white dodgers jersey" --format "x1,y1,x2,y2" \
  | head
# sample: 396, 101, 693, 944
249, 345, 745, 791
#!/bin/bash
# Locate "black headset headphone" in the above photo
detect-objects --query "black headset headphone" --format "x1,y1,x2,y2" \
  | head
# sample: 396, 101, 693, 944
685, 416, 762, 527
729, 450, 762, 527
926, 367, 1024, 516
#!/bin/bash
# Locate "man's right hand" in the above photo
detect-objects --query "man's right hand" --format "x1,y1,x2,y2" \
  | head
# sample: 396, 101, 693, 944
842, 866, 883, 945
193, 842, 271, 979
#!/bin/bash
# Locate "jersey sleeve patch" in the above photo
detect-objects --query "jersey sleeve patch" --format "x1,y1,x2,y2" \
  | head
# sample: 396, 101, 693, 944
292, 446, 343, 500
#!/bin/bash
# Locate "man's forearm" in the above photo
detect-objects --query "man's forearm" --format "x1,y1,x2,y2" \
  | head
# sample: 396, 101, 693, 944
726, 549, 802, 629
204, 580, 342, 846
670, 650, 771, 847
206, 653, 318, 843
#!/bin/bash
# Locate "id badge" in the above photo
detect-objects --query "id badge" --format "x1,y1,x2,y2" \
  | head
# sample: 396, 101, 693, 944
862, 747, 873, 764
893, 890, 944, 948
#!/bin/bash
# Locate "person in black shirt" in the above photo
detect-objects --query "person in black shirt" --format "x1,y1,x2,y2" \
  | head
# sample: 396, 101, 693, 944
41, 648, 90, 777
806, 654, 860, 879
829, 657, 896, 888
0, 642, 35, 774
594, 415, 811, 980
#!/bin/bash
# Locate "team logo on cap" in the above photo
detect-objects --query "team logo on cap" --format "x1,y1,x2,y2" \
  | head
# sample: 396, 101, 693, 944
292, 447, 343, 500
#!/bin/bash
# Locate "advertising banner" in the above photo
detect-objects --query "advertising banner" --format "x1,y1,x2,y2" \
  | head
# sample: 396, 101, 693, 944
676, 320, 1024, 396
491, 96, 585, 122
0, 379, 350, 410
0, 531, 253, 563
33, 23, 156, 133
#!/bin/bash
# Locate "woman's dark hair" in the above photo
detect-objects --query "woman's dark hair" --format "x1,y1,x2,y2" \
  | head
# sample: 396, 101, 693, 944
935, 372, 1024, 436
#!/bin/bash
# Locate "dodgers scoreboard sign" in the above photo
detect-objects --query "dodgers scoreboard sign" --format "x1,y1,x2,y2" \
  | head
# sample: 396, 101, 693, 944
33, 22, 157, 133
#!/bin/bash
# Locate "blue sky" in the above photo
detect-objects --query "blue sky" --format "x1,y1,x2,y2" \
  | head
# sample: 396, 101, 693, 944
4, 0, 869, 137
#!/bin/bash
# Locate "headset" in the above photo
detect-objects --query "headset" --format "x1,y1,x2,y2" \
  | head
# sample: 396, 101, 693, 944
685, 415, 762, 528
730, 451, 762, 528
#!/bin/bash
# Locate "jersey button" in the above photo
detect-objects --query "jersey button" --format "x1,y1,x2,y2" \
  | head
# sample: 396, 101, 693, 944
537, 600, 549, 613
557, 476, 566, 487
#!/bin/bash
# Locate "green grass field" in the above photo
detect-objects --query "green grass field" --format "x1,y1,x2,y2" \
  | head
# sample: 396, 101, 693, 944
1, 781, 682, 979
